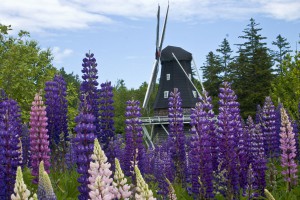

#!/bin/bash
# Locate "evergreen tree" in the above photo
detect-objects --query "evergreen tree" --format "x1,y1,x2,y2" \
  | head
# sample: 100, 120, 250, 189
272, 34, 292, 74
216, 38, 233, 80
234, 18, 273, 117
201, 51, 222, 108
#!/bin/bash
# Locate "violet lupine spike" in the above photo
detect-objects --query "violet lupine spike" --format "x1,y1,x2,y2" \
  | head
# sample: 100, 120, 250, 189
123, 100, 145, 180
0, 98, 22, 199
189, 93, 214, 199
280, 108, 298, 191
255, 104, 263, 124
65, 134, 77, 169
80, 53, 101, 138
217, 82, 240, 197
29, 93, 51, 184
262, 96, 278, 158
246, 116, 267, 195
168, 88, 187, 186
74, 99, 97, 200
99, 81, 115, 168
291, 120, 300, 162
21, 124, 30, 168
154, 141, 175, 198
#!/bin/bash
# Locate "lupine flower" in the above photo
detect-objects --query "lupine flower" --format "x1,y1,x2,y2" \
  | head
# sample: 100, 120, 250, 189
189, 93, 214, 198
74, 100, 96, 200
255, 105, 262, 124
123, 100, 145, 180
262, 96, 278, 157
80, 53, 101, 138
0, 96, 23, 199
88, 138, 115, 200
134, 165, 156, 200
168, 88, 186, 185
65, 135, 77, 169
280, 107, 298, 191
217, 82, 240, 197
153, 141, 175, 197
45, 75, 69, 170
29, 93, 50, 184
21, 124, 30, 167
112, 158, 132, 199
37, 161, 57, 200
99, 81, 115, 167
11, 166, 31, 200
246, 116, 267, 194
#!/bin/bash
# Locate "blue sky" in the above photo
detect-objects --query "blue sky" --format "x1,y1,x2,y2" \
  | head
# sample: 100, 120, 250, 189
1, 0, 300, 89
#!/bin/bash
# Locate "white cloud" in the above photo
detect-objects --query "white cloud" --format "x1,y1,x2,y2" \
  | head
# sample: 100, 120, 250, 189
0, 0, 299, 33
51, 47, 73, 63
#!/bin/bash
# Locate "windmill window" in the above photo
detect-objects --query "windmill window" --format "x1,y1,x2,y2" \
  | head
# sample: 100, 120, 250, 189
192, 90, 197, 98
166, 74, 170, 80
164, 91, 169, 98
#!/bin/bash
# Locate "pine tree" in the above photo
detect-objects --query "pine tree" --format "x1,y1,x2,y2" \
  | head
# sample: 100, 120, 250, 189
201, 51, 222, 108
272, 34, 292, 74
233, 18, 273, 117
216, 38, 233, 80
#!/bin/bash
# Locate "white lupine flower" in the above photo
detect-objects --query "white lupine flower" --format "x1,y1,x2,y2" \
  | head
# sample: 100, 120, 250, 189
11, 166, 31, 200
112, 158, 132, 199
134, 165, 156, 200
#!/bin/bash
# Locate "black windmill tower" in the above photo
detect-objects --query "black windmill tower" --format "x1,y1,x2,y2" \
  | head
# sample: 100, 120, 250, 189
141, 4, 201, 146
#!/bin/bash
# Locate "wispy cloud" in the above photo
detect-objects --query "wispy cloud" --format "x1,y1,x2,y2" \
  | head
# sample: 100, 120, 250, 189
51, 46, 73, 64
0, 0, 299, 33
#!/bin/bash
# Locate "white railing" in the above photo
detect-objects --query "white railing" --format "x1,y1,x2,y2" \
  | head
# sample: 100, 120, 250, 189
140, 115, 191, 124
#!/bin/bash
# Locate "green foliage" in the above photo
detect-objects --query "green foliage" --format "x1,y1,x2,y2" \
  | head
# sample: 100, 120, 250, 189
271, 52, 300, 120
173, 184, 193, 200
272, 34, 292, 74
0, 24, 56, 121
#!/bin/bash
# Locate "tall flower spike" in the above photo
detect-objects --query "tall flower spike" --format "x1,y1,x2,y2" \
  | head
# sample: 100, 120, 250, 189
44, 74, 69, 170
88, 138, 115, 200
0, 97, 22, 199
11, 166, 31, 200
112, 158, 131, 199
189, 92, 214, 199
246, 116, 267, 195
262, 96, 278, 157
74, 98, 96, 200
37, 161, 57, 200
280, 107, 298, 191
168, 88, 186, 185
217, 82, 240, 197
123, 100, 145, 179
80, 52, 101, 138
29, 93, 50, 184
134, 165, 156, 200
99, 81, 115, 168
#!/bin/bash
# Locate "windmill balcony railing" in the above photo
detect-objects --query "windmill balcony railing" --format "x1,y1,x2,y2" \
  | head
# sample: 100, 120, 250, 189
140, 115, 191, 125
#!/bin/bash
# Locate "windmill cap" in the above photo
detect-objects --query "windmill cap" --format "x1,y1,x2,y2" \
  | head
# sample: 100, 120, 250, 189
161, 45, 192, 62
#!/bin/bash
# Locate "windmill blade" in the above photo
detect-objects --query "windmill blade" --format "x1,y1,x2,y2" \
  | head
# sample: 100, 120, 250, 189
172, 52, 202, 98
158, 3, 169, 51
143, 59, 159, 108
155, 5, 160, 59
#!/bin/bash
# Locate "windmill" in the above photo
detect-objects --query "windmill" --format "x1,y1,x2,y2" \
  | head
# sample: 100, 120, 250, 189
141, 4, 203, 147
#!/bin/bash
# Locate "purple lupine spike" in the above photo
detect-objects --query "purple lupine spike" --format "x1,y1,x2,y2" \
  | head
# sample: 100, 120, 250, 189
217, 82, 240, 197
0, 97, 22, 199
21, 123, 30, 168
280, 107, 298, 191
99, 81, 115, 168
168, 88, 187, 186
80, 53, 101, 139
45, 75, 69, 170
255, 105, 262, 124
154, 140, 175, 198
106, 134, 125, 173
189, 92, 214, 199
123, 99, 145, 182
262, 96, 278, 157
291, 120, 300, 162
74, 99, 97, 200
246, 116, 267, 195
65, 134, 77, 169
29, 93, 51, 184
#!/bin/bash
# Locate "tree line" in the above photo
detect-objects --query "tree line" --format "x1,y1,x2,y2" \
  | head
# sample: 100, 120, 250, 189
1, 18, 300, 134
